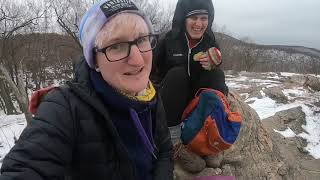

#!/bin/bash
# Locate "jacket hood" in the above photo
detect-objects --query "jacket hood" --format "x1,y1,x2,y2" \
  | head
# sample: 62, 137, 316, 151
171, 0, 215, 39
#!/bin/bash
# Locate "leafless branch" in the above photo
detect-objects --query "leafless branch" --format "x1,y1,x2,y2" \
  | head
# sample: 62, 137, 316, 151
5, 17, 40, 38
56, 16, 82, 49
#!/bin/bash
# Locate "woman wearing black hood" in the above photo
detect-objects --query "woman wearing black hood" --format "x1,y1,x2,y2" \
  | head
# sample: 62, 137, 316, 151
152, 0, 228, 145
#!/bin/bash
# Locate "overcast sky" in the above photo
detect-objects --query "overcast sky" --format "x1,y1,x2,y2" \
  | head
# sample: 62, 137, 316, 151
163, 0, 320, 50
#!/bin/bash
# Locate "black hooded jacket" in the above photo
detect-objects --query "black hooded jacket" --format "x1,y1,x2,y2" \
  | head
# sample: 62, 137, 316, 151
152, 0, 228, 96
171, 0, 215, 40
0, 59, 173, 180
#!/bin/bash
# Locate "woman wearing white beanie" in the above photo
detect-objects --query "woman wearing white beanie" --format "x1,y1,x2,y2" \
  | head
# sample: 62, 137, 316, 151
0, 0, 173, 179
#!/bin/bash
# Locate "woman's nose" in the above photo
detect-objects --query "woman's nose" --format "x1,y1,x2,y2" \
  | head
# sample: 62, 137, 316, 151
127, 45, 144, 66
195, 19, 202, 26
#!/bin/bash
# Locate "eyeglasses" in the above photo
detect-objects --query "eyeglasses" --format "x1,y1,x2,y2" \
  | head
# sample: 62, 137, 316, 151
94, 34, 158, 62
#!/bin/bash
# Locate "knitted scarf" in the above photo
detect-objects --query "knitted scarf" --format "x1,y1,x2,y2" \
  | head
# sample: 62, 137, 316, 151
89, 69, 156, 180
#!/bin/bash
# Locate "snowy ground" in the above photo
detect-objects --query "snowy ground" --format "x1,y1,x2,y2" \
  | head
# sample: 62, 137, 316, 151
0, 114, 27, 167
226, 71, 320, 159
0, 71, 319, 169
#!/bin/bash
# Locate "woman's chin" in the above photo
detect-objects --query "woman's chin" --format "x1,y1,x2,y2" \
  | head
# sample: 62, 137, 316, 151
123, 81, 149, 96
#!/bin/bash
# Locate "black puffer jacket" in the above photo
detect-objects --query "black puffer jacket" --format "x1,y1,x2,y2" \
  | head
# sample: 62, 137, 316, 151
0, 59, 173, 180
152, 0, 228, 96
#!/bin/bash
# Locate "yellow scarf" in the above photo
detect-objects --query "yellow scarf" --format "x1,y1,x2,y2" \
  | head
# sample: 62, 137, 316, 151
124, 82, 156, 102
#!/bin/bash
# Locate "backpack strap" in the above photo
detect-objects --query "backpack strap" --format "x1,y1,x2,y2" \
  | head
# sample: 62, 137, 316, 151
29, 85, 59, 114
194, 88, 215, 97
29, 84, 72, 115
182, 88, 216, 119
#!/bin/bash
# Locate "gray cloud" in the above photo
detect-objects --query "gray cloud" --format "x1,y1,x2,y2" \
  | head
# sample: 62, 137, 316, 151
165, 0, 320, 49
213, 0, 320, 49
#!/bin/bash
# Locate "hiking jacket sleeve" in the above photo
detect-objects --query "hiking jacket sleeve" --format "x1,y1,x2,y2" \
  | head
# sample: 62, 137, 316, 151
0, 89, 75, 180
153, 96, 174, 180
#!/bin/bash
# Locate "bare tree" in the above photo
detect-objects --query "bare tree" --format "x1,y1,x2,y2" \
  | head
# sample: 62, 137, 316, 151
238, 37, 258, 71
133, 0, 174, 34
214, 24, 233, 37
311, 57, 320, 76
48, 0, 174, 51
49, 0, 91, 50
215, 33, 237, 70
0, 0, 45, 123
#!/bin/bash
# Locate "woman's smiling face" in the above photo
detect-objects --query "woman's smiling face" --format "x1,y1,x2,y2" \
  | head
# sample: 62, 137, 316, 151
185, 14, 209, 39
95, 13, 152, 95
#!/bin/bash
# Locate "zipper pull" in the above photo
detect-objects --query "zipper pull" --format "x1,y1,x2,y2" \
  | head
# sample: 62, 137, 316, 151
188, 48, 191, 76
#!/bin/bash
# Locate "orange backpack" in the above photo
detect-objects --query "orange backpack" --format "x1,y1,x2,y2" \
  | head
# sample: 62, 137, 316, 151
181, 89, 242, 156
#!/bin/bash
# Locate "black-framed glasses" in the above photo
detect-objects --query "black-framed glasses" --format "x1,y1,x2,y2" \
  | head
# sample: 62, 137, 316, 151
94, 34, 158, 62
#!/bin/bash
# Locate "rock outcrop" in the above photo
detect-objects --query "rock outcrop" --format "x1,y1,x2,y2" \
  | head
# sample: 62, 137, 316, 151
175, 91, 287, 179
263, 106, 306, 134
174, 91, 320, 179
263, 87, 288, 104
304, 75, 320, 91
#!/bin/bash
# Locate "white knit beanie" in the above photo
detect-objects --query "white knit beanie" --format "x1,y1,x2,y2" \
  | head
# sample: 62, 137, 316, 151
79, 0, 154, 68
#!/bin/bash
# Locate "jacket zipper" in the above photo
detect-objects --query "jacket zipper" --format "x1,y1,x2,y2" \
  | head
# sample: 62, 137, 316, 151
187, 48, 191, 76
185, 33, 204, 76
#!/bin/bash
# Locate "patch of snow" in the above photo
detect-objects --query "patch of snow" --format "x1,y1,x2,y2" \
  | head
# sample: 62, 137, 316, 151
280, 72, 299, 77
226, 82, 250, 89
226, 75, 248, 82
298, 105, 320, 159
263, 72, 280, 79
0, 114, 25, 126
252, 99, 302, 120
0, 114, 27, 167
228, 71, 320, 159
265, 84, 280, 88
283, 87, 308, 100
274, 127, 296, 138
266, 76, 280, 80
245, 95, 278, 119
249, 86, 320, 158
249, 79, 281, 84
283, 87, 307, 96
225, 75, 236, 78
240, 93, 250, 100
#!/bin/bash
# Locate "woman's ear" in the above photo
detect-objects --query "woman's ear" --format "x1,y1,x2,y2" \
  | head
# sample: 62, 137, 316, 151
93, 49, 100, 72
95, 66, 100, 72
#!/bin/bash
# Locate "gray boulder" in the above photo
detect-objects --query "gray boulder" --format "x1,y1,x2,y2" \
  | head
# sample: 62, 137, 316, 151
263, 106, 306, 134
263, 87, 289, 104
304, 75, 320, 91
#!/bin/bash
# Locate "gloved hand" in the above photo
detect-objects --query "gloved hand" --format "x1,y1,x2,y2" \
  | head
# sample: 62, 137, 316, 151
193, 47, 222, 70
207, 47, 222, 66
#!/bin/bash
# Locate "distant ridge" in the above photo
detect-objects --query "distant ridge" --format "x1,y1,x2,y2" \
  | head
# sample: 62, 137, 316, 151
215, 32, 320, 58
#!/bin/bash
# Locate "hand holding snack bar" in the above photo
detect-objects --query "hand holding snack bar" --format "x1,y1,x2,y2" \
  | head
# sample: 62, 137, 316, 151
193, 47, 222, 70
